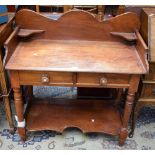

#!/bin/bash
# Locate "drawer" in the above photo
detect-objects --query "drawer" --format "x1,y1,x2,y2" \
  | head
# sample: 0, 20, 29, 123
77, 73, 130, 87
19, 71, 73, 85
140, 83, 155, 98
19, 71, 131, 87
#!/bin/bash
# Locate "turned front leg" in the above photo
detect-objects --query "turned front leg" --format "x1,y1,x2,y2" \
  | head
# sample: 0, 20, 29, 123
119, 91, 135, 146
119, 75, 140, 146
13, 87, 26, 141
10, 71, 26, 141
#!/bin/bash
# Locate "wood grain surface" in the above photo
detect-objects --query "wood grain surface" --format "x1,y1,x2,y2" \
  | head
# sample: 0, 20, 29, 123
15, 9, 140, 41
5, 9, 148, 145
5, 39, 146, 74
26, 98, 122, 135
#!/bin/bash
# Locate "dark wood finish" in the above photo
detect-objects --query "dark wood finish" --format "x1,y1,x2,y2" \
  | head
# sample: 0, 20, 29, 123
27, 98, 122, 135
5, 10, 148, 146
28, 5, 113, 113
0, 14, 15, 132
18, 71, 73, 86
14, 10, 140, 41
13, 87, 26, 140
17, 71, 131, 88
39, 6, 111, 99
76, 73, 130, 87
119, 75, 139, 145
5, 40, 147, 74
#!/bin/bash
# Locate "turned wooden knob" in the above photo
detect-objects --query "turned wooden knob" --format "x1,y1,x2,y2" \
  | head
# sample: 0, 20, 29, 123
41, 74, 49, 83
100, 77, 107, 85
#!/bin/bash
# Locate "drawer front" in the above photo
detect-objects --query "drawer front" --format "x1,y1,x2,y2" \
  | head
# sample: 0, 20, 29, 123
19, 71, 73, 85
141, 83, 155, 98
19, 71, 130, 87
77, 73, 130, 87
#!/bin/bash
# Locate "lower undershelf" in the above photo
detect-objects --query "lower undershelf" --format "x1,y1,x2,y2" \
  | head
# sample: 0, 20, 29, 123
26, 98, 123, 135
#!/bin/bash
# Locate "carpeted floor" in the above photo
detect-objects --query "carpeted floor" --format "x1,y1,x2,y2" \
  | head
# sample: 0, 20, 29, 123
0, 86, 155, 150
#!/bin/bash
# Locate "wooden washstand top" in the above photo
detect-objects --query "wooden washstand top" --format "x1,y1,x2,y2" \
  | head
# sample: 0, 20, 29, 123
4, 9, 149, 74
6, 39, 146, 74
